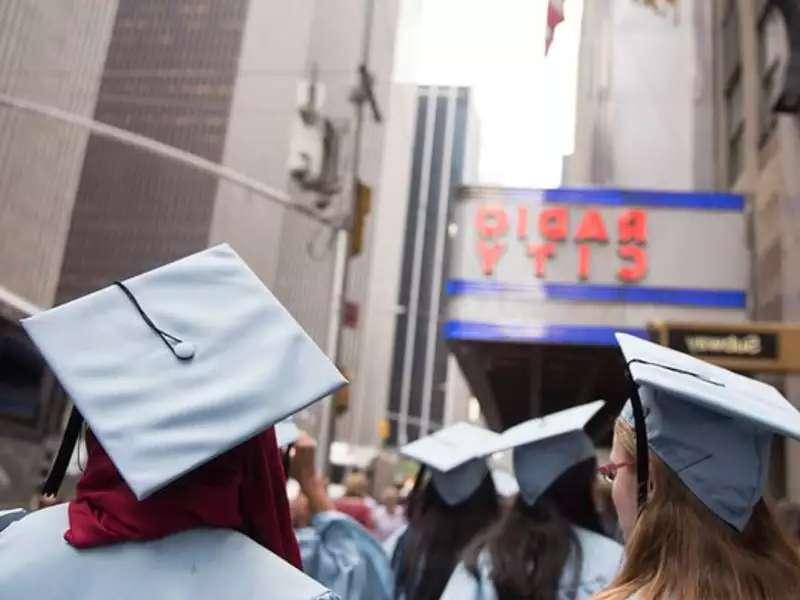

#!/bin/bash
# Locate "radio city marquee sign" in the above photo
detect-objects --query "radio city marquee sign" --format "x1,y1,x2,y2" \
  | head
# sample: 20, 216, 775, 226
474, 203, 648, 283
450, 187, 748, 300
446, 188, 748, 346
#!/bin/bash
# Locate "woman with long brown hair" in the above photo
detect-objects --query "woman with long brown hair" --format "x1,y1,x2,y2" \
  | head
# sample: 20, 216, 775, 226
387, 422, 503, 600
440, 402, 623, 600
596, 333, 800, 600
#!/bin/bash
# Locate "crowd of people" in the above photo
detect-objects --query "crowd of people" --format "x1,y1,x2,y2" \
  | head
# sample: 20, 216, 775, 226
3, 246, 800, 599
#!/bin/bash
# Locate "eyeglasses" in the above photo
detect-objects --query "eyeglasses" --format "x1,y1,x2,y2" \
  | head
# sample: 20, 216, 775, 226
597, 461, 634, 484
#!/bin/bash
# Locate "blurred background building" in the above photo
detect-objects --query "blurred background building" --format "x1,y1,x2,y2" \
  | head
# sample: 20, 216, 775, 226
381, 85, 477, 447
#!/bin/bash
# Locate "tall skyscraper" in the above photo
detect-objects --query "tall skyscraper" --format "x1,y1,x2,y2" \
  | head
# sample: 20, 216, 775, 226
385, 86, 476, 445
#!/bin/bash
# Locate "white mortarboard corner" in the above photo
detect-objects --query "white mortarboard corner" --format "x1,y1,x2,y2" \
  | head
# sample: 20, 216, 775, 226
400, 422, 503, 506
616, 332, 800, 530
490, 469, 520, 499
329, 441, 380, 470
22, 244, 347, 500
496, 401, 605, 506
275, 418, 301, 449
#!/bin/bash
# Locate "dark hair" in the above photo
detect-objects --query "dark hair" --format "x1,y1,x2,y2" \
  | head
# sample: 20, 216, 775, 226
464, 458, 604, 600
393, 471, 500, 600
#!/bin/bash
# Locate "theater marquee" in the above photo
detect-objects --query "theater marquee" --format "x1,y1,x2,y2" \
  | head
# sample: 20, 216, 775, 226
446, 187, 749, 347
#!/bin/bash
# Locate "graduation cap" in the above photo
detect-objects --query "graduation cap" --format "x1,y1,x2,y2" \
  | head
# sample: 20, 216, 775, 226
497, 401, 605, 506
399, 422, 502, 506
616, 332, 800, 530
23, 244, 346, 500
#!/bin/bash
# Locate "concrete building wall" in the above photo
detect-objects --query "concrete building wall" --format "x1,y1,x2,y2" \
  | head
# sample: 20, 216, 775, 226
266, 0, 402, 445
712, 0, 800, 501
272, 0, 401, 349
0, 1, 118, 309
342, 83, 417, 448
209, 1, 316, 287
564, 0, 716, 191
56, 0, 250, 304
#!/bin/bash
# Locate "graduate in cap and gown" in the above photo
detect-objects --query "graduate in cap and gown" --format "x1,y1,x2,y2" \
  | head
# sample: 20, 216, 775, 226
0, 244, 345, 600
387, 423, 503, 600
595, 334, 800, 600
277, 422, 394, 600
440, 401, 624, 600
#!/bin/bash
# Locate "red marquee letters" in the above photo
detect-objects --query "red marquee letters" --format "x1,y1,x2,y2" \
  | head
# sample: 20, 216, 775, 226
473, 203, 650, 284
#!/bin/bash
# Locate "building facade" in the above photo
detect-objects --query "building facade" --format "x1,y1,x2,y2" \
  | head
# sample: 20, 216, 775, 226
563, 0, 717, 192
712, 0, 800, 501
0, 0, 402, 504
562, 0, 800, 499
383, 86, 476, 446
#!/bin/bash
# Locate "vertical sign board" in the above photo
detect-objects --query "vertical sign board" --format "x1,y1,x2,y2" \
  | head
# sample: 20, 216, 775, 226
445, 187, 749, 347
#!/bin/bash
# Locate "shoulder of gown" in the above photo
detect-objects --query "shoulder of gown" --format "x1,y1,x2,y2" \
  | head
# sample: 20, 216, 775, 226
298, 510, 394, 600
0, 503, 337, 600
567, 526, 625, 598
382, 522, 406, 560
438, 529, 624, 600
439, 550, 495, 600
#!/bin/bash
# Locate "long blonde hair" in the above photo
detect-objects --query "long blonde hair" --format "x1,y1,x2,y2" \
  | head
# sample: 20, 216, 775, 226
595, 420, 800, 600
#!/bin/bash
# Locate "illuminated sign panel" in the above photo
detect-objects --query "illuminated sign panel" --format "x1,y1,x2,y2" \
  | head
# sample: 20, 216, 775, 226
474, 204, 648, 282
446, 187, 748, 346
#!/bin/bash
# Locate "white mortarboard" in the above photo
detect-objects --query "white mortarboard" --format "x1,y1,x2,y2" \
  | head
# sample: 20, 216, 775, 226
497, 401, 604, 506
275, 418, 301, 449
22, 243, 346, 500
399, 422, 502, 506
616, 332, 800, 530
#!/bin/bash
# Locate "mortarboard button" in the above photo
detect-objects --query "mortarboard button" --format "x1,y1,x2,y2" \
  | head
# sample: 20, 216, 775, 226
174, 341, 195, 360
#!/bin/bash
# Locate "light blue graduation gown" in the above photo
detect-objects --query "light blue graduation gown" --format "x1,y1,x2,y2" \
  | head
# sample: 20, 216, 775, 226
439, 526, 624, 600
297, 510, 394, 600
0, 504, 337, 600
382, 523, 406, 561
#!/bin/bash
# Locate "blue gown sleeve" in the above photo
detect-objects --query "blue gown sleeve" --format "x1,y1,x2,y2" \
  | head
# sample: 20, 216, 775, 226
567, 527, 625, 599
298, 510, 394, 600
0, 508, 26, 533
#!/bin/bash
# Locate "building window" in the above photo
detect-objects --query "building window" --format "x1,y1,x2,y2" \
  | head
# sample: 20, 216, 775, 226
728, 122, 744, 184
722, 0, 744, 184
722, 0, 741, 87
757, 5, 784, 146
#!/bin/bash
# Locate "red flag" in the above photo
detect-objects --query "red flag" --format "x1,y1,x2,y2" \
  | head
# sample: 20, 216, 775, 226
546, 0, 565, 54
